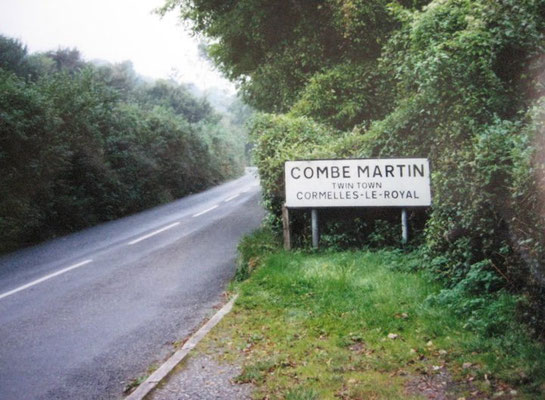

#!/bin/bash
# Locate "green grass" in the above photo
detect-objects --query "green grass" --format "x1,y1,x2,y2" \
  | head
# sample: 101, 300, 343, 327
201, 236, 545, 399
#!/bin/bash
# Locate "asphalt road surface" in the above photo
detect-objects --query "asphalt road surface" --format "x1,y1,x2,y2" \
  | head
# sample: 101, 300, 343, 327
0, 170, 264, 400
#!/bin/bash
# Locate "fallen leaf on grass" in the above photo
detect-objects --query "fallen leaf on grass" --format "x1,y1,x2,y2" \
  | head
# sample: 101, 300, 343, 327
388, 333, 399, 340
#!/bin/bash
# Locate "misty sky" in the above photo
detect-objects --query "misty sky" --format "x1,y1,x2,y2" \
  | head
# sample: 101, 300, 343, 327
0, 0, 235, 92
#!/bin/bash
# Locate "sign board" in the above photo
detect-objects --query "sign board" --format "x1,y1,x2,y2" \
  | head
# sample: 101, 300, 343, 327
285, 158, 431, 208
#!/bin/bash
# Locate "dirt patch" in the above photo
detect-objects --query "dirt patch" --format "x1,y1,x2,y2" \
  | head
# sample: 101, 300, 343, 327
405, 367, 462, 400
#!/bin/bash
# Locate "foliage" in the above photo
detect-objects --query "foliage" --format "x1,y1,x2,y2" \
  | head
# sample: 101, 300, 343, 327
0, 69, 61, 249
208, 234, 545, 398
249, 113, 339, 235
235, 225, 282, 281
355, 0, 545, 327
0, 34, 247, 253
290, 61, 394, 131
136, 79, 217, 123
228, 0, 545, 330
0, 36, 30, 77
169, 0, 545, 329
0, 36, 53, 80
159, 0, 429, 112
45, 48, 85, 74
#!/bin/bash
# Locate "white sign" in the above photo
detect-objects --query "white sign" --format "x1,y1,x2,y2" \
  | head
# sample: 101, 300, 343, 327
285, 158, 431, 208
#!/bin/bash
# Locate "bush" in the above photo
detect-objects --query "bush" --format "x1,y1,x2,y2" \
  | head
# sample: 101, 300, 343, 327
290, 61, 393, 131
250, 113, 339, 231
247, 0, 545, 330
0, 36, 247, 253
235, 227, 281, 281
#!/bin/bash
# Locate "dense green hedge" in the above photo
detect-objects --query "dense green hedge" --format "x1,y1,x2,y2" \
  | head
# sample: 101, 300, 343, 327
245, 0, 545, 330
0, 36, 246, 253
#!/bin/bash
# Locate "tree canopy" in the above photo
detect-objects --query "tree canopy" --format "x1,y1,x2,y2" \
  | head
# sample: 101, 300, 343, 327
164, 0, 545, 335
0, 35, 249, 252
160, 0, 429, 112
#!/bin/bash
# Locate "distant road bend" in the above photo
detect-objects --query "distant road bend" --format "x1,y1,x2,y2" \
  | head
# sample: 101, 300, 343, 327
0, 170, 264, 400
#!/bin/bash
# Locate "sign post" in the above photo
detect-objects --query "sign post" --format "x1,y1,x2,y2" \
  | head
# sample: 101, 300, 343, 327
311, 209, 319, 249
282, 204, 292, 250
284, 158, 431, 247
401, 208, 408, 245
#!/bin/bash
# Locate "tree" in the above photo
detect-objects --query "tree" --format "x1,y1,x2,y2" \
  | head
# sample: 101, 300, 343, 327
168, 0, 545, 329
137, 79, 217, 123
95, 60, 140, 100
0, 36, 29, 76
160, 0, 429, 111
45, 48, 85, 73
0, 69, 62, 248
0, 34, 247, 252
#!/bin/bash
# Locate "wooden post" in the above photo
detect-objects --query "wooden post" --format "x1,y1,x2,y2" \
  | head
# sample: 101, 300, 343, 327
311, 208, 319, 249
401, 208, 408, 245
282, 204, 292, 250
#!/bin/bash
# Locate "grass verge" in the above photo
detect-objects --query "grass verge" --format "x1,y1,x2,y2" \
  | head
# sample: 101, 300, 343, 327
200, 230, 545, 399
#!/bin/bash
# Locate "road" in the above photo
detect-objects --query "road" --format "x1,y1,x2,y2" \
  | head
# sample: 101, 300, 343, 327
0, 170, 264, 400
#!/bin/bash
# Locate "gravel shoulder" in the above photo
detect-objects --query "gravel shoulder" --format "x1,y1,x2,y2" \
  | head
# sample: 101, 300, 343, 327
149, 351, 253, 400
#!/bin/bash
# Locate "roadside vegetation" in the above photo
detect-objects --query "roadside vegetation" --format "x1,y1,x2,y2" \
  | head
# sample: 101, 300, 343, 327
165, 0, 545, 336
0, 35, 250, 253
198, 229, 545, 399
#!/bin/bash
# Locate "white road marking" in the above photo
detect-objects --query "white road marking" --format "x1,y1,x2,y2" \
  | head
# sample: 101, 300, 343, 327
128, 222, 180, 245
224, 194, 240, 202
192, 205, 218, 217
0, 259, 93, 301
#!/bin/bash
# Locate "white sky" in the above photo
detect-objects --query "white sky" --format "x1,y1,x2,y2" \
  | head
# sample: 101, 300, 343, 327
0, 0, 235, 93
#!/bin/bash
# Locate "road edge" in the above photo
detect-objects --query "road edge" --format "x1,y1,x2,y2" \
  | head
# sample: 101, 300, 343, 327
125, 294, 239, 400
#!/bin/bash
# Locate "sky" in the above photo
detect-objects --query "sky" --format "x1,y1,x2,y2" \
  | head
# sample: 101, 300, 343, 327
0, 0, 235, 93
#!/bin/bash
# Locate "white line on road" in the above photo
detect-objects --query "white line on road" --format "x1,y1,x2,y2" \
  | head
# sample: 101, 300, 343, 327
224, 193, 240, 202
192, 205, 218, 217
128, 222, 181, 245
0, 259, 93, 301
